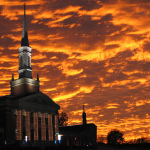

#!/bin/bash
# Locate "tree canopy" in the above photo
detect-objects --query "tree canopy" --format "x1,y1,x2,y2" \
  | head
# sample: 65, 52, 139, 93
59, 112, 68, 126
107, 129, 124, 145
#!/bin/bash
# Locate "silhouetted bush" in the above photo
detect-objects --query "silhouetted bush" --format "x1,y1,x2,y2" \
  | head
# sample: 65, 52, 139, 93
59, 112, 68, 126
107, 129, 124, 145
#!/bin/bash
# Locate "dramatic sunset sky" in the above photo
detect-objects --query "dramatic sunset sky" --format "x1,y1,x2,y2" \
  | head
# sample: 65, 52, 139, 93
0, 0, 150, 141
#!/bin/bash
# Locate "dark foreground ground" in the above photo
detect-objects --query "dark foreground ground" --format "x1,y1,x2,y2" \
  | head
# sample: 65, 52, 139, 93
97, 143, 150, 150
0, 143, 150, 150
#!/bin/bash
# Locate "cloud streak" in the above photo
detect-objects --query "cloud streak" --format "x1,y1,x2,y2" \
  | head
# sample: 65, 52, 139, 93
0, 0, 150, 141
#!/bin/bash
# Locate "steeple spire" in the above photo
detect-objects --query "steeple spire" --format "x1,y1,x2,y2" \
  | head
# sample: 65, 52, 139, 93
18, 4, 32, 79
21, 3, 29, 46
82, 105, 87, 125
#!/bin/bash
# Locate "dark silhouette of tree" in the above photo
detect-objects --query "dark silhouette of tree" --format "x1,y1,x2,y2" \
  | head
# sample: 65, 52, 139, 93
107, 129, 124, 145
59, 112, 68, 126
136, 137, 147, 144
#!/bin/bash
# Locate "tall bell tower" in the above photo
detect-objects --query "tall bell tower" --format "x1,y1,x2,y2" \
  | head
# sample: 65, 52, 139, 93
10, 4, 39, 96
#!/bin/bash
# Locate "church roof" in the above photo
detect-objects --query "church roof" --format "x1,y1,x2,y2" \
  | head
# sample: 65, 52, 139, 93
21, 4, 29, 46
18, 92, 60, 108
0, 92, 60, 112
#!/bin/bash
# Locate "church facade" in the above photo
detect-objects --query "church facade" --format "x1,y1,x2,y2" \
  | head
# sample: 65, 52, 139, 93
0, 5, 60, 146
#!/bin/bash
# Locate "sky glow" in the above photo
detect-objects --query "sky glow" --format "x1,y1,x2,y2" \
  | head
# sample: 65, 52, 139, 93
0, 0, 150, 141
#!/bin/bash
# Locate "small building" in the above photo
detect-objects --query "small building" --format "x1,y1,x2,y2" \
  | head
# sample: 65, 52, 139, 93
0, 5, 60, 147
59, 105, 97, 147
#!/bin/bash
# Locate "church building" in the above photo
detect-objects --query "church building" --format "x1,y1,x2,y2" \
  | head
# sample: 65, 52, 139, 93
59, 105, 97, 147
0, 5, 60, 146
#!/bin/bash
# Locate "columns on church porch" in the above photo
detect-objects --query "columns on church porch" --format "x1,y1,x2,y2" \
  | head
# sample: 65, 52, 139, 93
16, 110, 22, 140
33, 112, 38, 140
25, 111, 30, 140
55, 115, 59, 141
48, 114, 53, 141
15, 110, 58, 142
41, 113, 46, 140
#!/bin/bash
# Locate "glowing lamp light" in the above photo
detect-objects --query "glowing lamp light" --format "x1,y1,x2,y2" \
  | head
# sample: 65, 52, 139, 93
25, 136, 28, 143
58, 135, 61, 141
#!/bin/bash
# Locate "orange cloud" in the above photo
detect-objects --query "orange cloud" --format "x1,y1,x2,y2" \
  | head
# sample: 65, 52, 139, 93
105, 103, 119, 109
32, 54, 47, 60
53, 85, 95, 102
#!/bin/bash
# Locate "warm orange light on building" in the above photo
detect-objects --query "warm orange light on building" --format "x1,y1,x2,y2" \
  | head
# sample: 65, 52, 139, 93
16, 110, 22, 140
55, 115, 59, 141
48, 114, 53, 141
25, 111, 30, 141
41, 113, 46, 140
34, 112, 38, 140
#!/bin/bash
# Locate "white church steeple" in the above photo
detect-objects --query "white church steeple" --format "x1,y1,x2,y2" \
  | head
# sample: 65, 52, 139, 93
18, 4, 32, 79
10, 4, 40, 96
